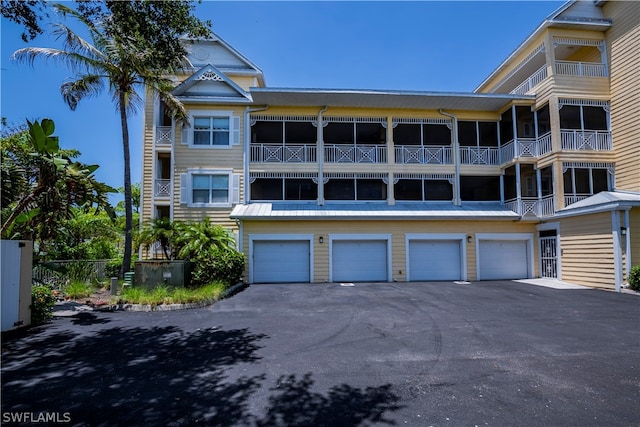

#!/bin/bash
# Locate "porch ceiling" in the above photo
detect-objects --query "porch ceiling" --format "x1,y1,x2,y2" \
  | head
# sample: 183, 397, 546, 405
249, 88, 534, 112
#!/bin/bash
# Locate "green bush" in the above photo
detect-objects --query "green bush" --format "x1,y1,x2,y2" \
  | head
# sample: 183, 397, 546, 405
191, 250, 245, 287
31, 285, 57, 324
104, 259, 122, 279
628, 265, 640, 291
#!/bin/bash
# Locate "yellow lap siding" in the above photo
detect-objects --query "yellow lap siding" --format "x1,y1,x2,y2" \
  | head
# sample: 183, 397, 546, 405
559, 212, 615, 288
241, 219, 536, 283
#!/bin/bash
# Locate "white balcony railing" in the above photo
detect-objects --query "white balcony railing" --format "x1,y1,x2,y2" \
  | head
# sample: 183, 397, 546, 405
154, 179, 171, 198
458, 147, 500, 165
505, 195, 556, 218
560, 130, 612, 151
538, 131, 553, 156
155, 126, 172, 146
325, 144, 387, 163
250, 144, 317, 163
565, 194, 590, 207
511, 65, 548, 95
555, 61, 608, 77
394, 145, 452, 164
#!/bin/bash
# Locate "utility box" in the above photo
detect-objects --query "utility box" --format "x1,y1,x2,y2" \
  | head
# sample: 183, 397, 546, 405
134, 260, 191, 288
1, 240, 33, 331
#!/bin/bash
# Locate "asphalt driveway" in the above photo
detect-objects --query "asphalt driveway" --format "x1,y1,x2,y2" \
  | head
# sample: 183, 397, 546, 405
2, 281, 639, 426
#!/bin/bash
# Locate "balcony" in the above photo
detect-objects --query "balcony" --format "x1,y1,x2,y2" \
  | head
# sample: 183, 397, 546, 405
155, 126, 173, 147
565, 194, 590, 207
511, 65, 548, 95
561, 130, 612, 151
250, 143, 317, 163
458, 147, 500, 165
325, 144, 387, 163
555, 61, 608, 78
154, 179, 171, 199
395, 146, 452, 165
500, 131, 553, 164
505, 195, 555, 218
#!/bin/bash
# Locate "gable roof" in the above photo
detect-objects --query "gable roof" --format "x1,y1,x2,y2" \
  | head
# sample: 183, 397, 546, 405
182, 32, 265, 86
474, 0, 611, 93
554, 191, 640, 218
172, 64, 253, 103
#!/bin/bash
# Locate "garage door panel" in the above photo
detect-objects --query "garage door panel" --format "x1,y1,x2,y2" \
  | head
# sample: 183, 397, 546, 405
332, 240, 388, 282
409, 240, 462, 281
253, 240, 310, 283
479, 240, 528, 280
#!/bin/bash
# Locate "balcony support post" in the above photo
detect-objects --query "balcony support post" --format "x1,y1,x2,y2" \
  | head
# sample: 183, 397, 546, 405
511, 106, 519, 158
516, 163, 522, 207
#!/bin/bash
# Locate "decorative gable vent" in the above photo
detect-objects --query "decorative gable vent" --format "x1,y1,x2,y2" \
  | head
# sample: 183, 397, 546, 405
196, 71, 224, 81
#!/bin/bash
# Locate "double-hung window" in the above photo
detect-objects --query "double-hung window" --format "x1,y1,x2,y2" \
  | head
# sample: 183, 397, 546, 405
192, 174, 229, 204
193, 117, 230, 146
183, 111, 240, 147
180, 169, 240, 207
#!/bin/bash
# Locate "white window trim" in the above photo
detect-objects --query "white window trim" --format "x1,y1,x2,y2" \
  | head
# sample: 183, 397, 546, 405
248, 234, 314, 284
405, 233, 467, 282
182, 168, 235, 208
328, 234, 392, 282
185, 110, 239, 149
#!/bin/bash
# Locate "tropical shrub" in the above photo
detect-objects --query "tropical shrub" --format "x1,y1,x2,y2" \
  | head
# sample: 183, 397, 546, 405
31, 285, 56, 324
628, 265, 640, 291
191, 250, 245, 287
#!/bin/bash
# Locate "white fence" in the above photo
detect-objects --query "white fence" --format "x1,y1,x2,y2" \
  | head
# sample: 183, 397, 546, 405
33, 260, 114, 288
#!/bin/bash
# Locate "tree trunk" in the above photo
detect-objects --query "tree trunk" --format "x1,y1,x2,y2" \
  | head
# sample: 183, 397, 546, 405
119, 91, 133, 276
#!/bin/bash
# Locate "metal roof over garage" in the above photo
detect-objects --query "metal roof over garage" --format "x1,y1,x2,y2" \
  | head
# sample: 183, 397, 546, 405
249, 88, 534, 111
230, 202, 521, 220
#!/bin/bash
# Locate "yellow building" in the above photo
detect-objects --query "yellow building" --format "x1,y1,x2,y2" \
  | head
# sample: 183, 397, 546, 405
141, 0, 639, 290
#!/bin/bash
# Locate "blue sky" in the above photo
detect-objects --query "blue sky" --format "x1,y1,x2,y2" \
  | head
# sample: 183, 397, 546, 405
1, 1, 564, 202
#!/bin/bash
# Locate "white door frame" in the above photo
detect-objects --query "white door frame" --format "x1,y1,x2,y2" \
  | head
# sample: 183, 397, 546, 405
405, 233, 467, 281
536, 222, 561, 279
329, 234, 392, 282
475, 233, 535, 280
248, 234, 314, 283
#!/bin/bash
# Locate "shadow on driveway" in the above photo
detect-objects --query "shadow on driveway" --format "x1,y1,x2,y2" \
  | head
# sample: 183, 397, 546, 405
2, 318, 401, 426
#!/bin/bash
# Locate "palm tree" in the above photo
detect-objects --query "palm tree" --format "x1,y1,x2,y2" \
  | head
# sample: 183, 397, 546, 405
175, 218, 237, 260
12, 4, 188, 275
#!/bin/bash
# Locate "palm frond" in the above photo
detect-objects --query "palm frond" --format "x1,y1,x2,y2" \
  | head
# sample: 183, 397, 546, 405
61, 75, 105, 110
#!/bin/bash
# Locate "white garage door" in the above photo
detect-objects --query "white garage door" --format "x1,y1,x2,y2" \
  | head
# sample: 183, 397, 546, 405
332, 240, 388, 282
478, 240, 529, 280
253, 240, 310, 283
409, 240, 462, 281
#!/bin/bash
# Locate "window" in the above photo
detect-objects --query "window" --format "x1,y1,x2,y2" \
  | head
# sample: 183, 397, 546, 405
184, 111, 239, 147
180, 169, 238, 207
460, 176, 500, 201
194, 117, 229, 146
250, 178, 318, 201
394, 179, 453, 201
325, 178, 386, 201
563, 167, 611, 196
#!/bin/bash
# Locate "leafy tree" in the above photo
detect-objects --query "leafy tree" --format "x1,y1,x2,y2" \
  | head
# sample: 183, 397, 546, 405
46, 207, 122, 260
1, 119, 115, 250
12, 3, 210, 275
1, 0, 48, 41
